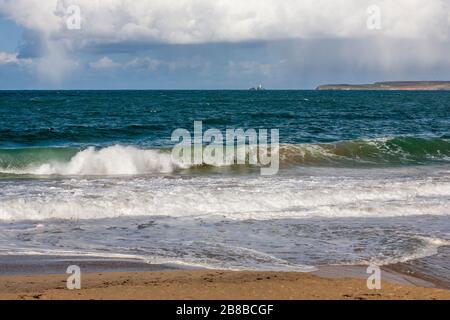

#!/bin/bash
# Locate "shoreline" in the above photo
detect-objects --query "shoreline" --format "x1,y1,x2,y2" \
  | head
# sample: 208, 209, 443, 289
0, 255, 449, 300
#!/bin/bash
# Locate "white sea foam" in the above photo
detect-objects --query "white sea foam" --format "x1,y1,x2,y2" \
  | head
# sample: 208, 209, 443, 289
360, 236, 450, 266
0, 171, 449, 221
1, 170, 449, 271
2, 145, 184, 175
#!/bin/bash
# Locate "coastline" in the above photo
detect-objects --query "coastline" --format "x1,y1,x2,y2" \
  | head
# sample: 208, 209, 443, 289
316, 81, 450, 90
0, 255, 449, 300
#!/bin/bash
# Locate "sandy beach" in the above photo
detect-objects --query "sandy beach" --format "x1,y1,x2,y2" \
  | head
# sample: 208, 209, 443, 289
1, 270, 449, 300
0, 256, 449, 300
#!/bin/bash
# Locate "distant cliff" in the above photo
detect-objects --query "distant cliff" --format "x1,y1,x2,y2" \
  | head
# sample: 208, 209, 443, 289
316, 81, 450, 91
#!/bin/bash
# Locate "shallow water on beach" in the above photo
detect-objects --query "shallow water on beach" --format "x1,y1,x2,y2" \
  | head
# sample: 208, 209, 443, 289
0, 166, 449, 274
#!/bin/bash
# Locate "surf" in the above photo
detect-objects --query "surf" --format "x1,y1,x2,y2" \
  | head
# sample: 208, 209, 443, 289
0, 136, 449, 176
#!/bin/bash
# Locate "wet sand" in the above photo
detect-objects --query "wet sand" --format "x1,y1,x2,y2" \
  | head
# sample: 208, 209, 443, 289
1, 269, 450, 300
0, 255, 449, 300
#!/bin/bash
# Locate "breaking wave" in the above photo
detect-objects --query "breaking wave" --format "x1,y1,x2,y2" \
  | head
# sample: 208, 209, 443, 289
0, 137, 449, 175
0, 145, 181, 175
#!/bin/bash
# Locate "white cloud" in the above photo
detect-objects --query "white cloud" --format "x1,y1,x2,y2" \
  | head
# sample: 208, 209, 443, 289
0, 52, 31, 66
88, 55, 209, 72
165, 57, 210, 72
1, 0, 450, 47
126, 56, 210, 72
89, 56, 120, 69
1, 0, 450, 82
125, 57, 161, 71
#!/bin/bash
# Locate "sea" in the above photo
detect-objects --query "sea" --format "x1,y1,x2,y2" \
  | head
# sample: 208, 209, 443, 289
0, 90, 449, 283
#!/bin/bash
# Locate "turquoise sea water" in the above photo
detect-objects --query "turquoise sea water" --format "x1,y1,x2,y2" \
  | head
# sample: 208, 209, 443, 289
1, 90, 450, 169
0, 90, 449, 283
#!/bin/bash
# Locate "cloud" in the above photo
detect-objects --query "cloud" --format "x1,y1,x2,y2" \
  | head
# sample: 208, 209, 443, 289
114, 55, 210, 72
0, 52, 31, 66
164, 57, 210, 72
86, 55, 210, 73
125, 57, 161, 71
1, 0, 450, 84
2, 0, 450, 47
89, 56, 120, 69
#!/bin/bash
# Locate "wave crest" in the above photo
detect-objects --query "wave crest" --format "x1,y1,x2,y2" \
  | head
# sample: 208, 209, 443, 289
0, 145, 181, 175
0, 137, 449, 175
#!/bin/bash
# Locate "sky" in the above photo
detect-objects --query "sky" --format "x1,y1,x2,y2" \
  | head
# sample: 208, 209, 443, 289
1, 0, 450, 89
